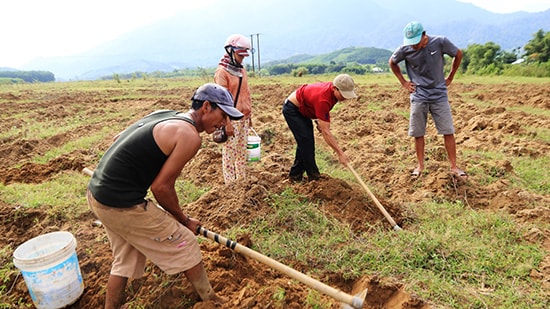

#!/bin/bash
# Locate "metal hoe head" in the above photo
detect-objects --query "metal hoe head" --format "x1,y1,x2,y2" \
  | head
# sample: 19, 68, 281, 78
341, 288, 368, 309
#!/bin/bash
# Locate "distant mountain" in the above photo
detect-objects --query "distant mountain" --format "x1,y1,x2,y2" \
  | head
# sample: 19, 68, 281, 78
20, 0, 550, 80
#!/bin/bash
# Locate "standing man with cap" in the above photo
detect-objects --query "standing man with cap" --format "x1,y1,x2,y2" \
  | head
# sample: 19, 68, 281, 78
282, 74, 357, 182
86, 83, 243, 308
389, 21, 466, 179
214, 34, 253, 184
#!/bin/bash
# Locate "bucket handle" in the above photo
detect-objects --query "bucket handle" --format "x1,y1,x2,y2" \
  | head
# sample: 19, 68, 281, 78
249, 127, 259, 138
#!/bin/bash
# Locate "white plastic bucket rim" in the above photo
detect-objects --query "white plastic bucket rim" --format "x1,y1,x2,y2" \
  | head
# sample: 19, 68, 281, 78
13, 231, 76, 269
248, 135, 261, 143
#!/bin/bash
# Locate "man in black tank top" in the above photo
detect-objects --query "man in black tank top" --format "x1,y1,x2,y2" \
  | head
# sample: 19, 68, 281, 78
86, 83, 243, 308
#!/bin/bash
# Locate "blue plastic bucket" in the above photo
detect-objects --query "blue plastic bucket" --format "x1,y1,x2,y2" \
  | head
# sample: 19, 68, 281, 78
13, 231, 84, 309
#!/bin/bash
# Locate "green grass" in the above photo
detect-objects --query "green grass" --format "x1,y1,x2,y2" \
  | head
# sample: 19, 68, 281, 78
511, 156, 550, 194
0, 172, 89, 219
174, 180, 210, 204
227, 193, 547, 308
248, 189, 354, 268
507, 106, 550, 118
462, 148, 549, 195
530, 126, 550, 144
33, 135, 105, 165
0, 247, 18, 300
315, 150, 354, 182
362, 100, 385, 112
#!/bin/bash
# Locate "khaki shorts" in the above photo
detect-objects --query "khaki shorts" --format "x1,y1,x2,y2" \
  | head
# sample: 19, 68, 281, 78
409, 99, 455, 137
87, 190, 202, 278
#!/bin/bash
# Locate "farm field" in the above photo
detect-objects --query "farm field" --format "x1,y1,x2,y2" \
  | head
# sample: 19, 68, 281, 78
1, 74, 549, 308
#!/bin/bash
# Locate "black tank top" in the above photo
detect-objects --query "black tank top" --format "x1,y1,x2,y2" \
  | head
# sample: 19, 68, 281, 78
88, 110, 195, 207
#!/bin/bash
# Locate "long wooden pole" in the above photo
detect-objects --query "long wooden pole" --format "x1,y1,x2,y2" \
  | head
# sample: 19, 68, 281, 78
197, 226, 366, 309
346, 163, 402, 231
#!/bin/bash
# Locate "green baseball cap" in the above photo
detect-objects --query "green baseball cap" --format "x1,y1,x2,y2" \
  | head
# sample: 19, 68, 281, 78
403, 21, 424, 46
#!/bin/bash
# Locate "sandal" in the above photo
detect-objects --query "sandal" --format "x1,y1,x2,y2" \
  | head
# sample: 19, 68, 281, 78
450, 168, 468, 179
411, 167, 422, 178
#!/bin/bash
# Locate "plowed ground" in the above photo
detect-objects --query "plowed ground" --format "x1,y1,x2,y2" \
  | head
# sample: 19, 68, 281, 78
1, 77, 548, 308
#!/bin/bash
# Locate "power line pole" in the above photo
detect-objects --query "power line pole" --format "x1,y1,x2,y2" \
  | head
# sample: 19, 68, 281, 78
250, 33, 261, 77
256, 33, 261, 77
249, 34, 255, 75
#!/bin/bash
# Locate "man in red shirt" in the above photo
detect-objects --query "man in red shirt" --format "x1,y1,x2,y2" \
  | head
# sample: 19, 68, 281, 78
283, 74, 357, 182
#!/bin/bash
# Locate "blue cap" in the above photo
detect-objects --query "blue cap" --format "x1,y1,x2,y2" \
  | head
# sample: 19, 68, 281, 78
192, 83, 244, 120
403, 21, 424, 46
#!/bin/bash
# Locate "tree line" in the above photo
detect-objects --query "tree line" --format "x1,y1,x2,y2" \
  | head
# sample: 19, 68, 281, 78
0, 71, 55, 83
461, 29, 550, 77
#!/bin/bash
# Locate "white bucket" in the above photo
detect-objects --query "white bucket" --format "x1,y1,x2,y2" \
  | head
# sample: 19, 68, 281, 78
247, 128, 261, 162
13, 231, 84, 309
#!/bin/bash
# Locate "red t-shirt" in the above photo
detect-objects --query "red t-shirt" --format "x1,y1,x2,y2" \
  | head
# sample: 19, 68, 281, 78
296, 82, 337, 122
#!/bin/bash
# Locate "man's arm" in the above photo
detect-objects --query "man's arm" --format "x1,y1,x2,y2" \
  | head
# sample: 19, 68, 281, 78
446, 49, 462, 86
316, 119, 348, 164
150, 121, 201, 227
389, 58, 416, 93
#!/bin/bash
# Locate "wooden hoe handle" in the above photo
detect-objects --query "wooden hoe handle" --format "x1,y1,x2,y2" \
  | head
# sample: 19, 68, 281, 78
197, 226, 365, 309
345, 163, 402, 231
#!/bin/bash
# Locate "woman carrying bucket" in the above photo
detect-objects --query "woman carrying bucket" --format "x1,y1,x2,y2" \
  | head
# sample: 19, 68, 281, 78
214, 33, 253, 184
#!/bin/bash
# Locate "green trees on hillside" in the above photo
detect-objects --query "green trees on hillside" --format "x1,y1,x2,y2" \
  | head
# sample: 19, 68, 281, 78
263, 47, 390, 76
266, 61, 381, 76
524, 29, 550, 63
462, 42, 509, 75
462, 29, 550, 76
0, 71, 55, 83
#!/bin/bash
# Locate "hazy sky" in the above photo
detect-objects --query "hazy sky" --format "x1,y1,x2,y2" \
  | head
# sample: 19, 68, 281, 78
2, 0, 549, 68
